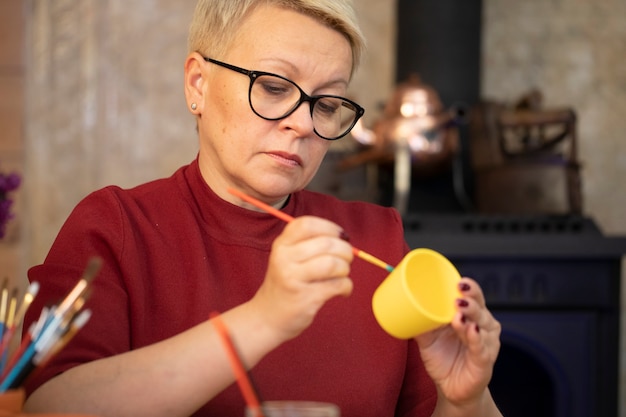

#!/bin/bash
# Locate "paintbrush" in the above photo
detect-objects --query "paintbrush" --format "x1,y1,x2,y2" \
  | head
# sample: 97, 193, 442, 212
227, 187, 395, 272
210, 312, 265, 417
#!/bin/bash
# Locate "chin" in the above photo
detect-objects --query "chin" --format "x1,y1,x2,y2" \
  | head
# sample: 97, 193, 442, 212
250, 182, 292, 199
259, 175, 308, 196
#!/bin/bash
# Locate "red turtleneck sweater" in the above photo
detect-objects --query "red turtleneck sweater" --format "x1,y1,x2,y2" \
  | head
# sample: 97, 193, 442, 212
24, 158, 436, 417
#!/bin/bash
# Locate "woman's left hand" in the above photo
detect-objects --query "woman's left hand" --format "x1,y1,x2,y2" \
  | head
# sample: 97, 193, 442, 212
415, 277, 501, 406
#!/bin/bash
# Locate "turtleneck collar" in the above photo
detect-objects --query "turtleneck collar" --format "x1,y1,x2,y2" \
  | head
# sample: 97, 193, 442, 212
180, 158, 300, 250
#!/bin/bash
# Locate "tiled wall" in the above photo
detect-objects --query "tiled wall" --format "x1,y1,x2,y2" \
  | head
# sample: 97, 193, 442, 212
22, 0, 198, 267
482, 0, 626, 235
8, 0, 623, 263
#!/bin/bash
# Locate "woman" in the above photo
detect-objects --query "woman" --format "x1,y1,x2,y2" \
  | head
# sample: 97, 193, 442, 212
23, 1, 502, 416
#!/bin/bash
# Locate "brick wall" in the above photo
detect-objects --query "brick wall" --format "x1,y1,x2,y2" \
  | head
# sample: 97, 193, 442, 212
0, 0, 25, 289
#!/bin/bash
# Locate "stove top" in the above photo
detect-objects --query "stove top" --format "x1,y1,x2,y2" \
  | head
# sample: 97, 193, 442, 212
402, 214, 626, 258
403, 214, 601, 235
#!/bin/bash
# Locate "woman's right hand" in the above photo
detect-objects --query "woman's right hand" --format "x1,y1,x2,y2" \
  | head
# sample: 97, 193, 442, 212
250, 215, 355, 341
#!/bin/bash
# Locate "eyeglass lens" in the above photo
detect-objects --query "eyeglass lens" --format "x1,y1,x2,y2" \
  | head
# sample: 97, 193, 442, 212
250, 74, 359, 140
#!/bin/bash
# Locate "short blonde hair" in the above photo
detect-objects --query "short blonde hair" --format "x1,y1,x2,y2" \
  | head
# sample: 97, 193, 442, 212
187, 0, 366, 78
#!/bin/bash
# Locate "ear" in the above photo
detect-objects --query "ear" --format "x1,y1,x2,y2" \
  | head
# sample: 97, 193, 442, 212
184, 52, 206, 114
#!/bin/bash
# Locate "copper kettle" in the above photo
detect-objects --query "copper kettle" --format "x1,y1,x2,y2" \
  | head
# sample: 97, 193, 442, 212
342, 74, 460, 174
340, 74, 462, 214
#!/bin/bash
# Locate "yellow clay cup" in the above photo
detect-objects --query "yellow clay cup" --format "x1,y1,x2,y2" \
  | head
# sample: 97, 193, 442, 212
372, 248, 461, 339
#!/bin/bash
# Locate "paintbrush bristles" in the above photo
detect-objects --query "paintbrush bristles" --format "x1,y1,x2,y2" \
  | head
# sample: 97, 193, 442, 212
83, 257, 104, 283
11, 282, 39, 332
6, 290, 17, 329
0, 280, 8, 328
54, 256, 102, 322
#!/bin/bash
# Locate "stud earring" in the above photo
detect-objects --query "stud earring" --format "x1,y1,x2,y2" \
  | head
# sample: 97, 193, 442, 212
191, 103, 197, 111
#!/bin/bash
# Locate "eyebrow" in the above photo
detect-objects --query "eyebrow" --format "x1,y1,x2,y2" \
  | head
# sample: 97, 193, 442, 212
257, 58, 349, 91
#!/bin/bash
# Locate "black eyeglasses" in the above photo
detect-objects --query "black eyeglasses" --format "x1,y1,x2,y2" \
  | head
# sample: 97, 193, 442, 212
203, 56, 364, 140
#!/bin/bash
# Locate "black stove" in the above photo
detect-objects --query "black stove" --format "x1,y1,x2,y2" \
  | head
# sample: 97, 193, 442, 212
402, 214, 626, 417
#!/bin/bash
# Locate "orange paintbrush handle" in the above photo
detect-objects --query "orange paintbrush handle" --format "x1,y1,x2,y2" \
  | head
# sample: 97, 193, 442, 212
227, 188, 394, 272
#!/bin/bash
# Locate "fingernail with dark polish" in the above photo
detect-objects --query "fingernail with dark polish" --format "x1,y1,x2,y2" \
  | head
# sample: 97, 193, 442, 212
456, 299, 469, 308
459, 282, 471, 292
461, 315, 467, 324
475, 324, 480, 333
339, 230, 350, 242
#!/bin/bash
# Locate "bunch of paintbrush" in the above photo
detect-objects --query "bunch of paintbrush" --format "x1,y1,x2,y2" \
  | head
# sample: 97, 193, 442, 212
0, 256, 102, 391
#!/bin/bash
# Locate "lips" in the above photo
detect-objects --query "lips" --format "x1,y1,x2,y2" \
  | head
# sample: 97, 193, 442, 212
266, 151, 303, 167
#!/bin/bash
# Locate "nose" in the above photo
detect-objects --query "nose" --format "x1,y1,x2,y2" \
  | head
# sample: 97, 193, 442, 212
277, 100, 316, 138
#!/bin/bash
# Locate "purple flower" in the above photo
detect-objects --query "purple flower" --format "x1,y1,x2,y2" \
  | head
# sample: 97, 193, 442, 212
0, 170, 21, 239
0, 172, 21, 193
